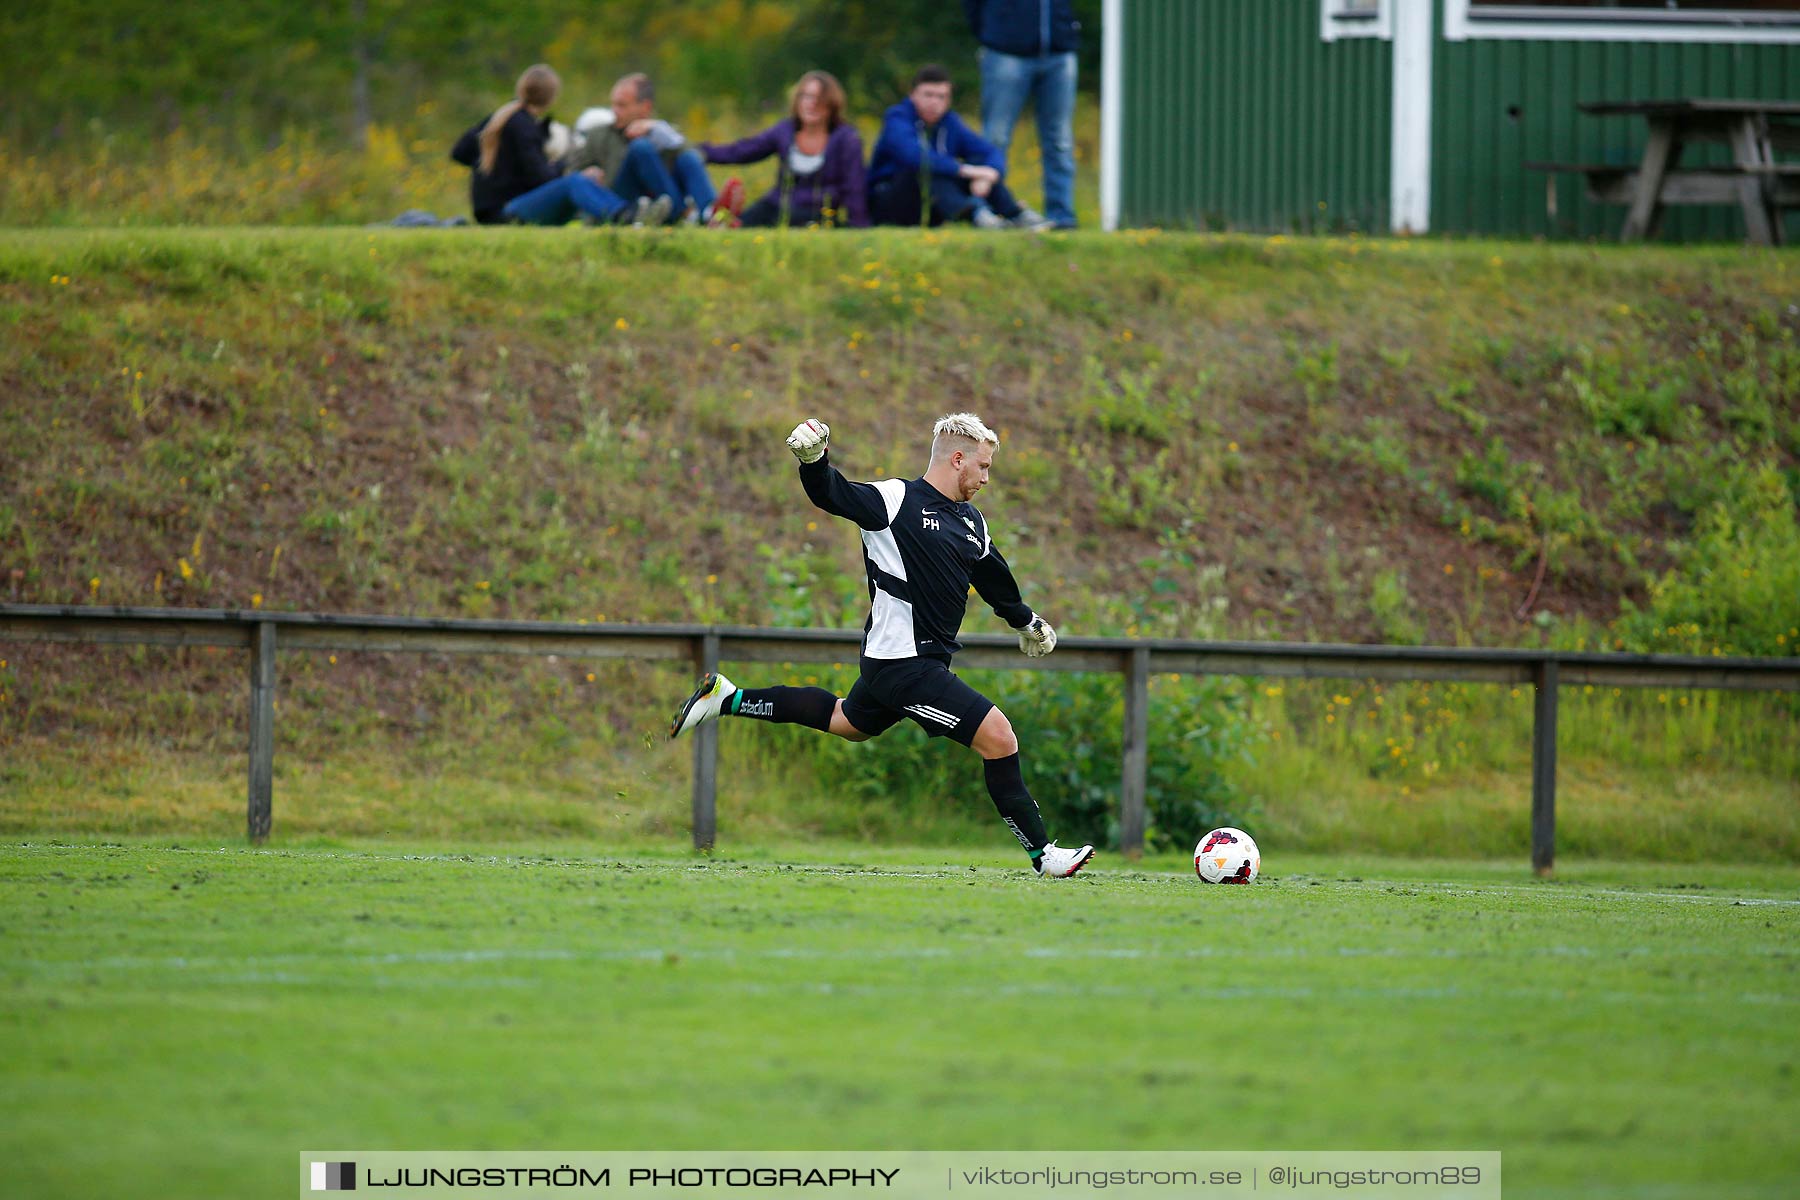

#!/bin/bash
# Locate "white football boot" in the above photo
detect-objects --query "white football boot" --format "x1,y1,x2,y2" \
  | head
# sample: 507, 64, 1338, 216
669, 671, 736, 739
1035, 841, 1095, 878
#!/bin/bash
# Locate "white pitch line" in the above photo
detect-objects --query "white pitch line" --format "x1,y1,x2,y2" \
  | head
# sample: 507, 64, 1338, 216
27, 967, 1798, 1010
1314, 876, 1800, 907
8, 842, 1799, 903
20, 935, 1795, 980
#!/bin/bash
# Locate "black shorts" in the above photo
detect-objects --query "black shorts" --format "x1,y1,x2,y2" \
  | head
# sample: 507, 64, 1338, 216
841, 656, 994, 747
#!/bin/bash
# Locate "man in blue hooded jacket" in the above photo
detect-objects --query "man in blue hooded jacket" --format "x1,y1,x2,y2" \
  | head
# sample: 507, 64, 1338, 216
867, 65, 1051, 230
966, 0, 1080, 229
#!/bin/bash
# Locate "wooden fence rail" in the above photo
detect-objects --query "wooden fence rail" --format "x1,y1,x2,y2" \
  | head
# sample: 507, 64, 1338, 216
5, 604, 1798, 874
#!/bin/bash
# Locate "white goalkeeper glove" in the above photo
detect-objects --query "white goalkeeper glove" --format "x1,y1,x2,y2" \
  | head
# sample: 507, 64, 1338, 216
786, 419, 830, 464
1018, 615, 1057, 658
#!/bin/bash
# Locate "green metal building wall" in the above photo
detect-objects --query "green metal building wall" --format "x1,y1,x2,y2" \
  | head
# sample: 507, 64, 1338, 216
1116, 2, 1800, 241
1431, 38, 1800, 241
1120, 0, 1391, 232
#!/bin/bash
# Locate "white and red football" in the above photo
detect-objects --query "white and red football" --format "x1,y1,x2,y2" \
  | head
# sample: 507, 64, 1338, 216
1195, 827, 1260, 884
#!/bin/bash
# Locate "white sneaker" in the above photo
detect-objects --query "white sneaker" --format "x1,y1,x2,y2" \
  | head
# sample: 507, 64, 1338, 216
1035, 841, 1095, 878
1011, 207, 1054, 232
971, 205, 1009, 230
669, 671, 736, 739
629, 195, 674, 226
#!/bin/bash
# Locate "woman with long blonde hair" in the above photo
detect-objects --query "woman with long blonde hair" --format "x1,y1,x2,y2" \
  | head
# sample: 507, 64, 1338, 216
696, 70, 868, 228
451, 64, 630, 225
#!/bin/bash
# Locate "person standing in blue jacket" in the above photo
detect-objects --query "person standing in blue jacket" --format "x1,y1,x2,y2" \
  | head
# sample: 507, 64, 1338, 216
965, 0, 1081, 229
866, 65, 1051, 230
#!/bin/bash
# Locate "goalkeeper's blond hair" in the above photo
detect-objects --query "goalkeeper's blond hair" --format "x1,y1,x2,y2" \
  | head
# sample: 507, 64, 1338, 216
929, 412, 998, 465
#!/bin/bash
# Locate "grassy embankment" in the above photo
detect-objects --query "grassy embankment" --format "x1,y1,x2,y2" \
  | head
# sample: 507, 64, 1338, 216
1, 228, 1796, 857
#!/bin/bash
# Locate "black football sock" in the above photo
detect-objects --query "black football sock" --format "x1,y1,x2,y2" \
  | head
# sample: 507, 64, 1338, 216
725, 685, 837, 731
983, 752, 1049, 861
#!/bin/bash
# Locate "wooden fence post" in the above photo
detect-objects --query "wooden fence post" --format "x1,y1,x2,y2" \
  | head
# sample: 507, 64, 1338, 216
248, 620, 276, 844
1120, 645, 1150, 857
691, 629, 721, 851
1531, 657, 1559, 877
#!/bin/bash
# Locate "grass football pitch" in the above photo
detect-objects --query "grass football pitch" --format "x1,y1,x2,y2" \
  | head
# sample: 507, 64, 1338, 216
3, 841, 1796, 1199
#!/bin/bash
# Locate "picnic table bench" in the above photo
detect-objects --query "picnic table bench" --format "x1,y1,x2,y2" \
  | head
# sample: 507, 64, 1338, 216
1527, 99, 1800, 245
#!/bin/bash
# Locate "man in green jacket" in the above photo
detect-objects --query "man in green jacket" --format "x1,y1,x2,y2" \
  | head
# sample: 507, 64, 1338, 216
562, 74, 718, 225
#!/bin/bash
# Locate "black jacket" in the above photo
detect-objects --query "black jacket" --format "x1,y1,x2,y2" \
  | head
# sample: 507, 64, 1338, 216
799, 454, 1033, 661
964, 0, 1080, 58
450, 109, 559, 225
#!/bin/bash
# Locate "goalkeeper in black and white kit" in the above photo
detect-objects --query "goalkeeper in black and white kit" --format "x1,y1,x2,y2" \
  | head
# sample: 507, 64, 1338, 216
671, 413, 1095, 878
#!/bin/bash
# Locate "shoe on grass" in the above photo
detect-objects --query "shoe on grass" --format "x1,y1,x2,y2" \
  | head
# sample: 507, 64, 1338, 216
1035, 841, 1095, 878
718, 176, 746, 218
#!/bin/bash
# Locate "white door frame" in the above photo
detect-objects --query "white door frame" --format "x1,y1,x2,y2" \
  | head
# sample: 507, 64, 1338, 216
1101, 0, 1124, 231
1391, 0, 1434, 233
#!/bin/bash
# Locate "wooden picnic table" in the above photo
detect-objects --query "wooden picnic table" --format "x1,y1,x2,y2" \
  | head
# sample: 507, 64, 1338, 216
1530, 98, 1800, 245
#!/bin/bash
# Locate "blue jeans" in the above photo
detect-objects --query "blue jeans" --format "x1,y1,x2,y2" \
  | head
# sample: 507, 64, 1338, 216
501, 173, 625, 224
979, 47, 1078, 227
611, 141, 717, 219
869, 173, 1024, 227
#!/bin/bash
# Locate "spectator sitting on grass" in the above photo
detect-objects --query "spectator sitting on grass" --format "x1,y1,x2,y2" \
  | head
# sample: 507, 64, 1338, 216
450, 64, 631, 226
697, 70, 868, 228
560, 73, 716, 226
866, 64, 1050, 231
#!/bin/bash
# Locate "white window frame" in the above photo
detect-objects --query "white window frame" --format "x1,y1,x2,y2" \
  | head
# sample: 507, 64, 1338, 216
1445, 1, 1800, 43
1322, 0, 1394, 42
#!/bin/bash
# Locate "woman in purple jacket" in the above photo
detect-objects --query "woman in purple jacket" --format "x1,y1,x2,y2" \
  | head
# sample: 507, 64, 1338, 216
698, 71, 869, 228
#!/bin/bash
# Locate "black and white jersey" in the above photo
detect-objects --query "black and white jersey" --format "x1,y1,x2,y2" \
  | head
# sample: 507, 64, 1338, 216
800, 454, 1034, 660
